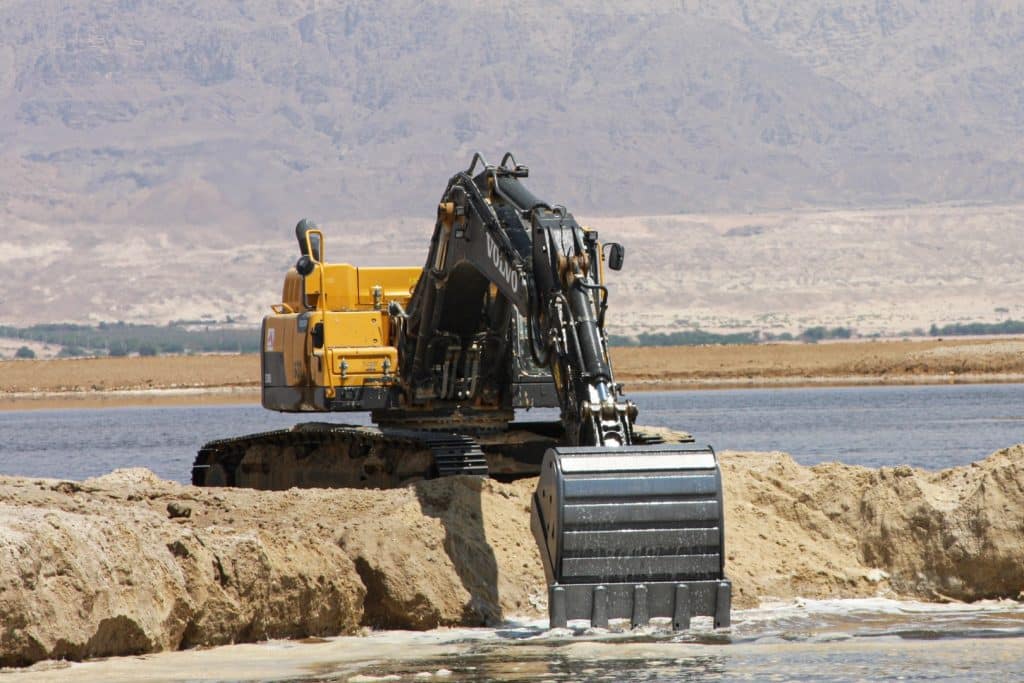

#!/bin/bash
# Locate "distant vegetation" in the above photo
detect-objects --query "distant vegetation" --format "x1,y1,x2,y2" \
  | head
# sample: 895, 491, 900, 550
609, 320, 1024, 347
0, 322, 260, 357
3, 319, 1022, 357
610, 326, 856, 347
928, 320, 1024, 337
792, 326, 855, 343
610, 330, 759, 347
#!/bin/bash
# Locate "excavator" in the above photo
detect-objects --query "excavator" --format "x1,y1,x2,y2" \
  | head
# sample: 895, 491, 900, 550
192, 153, 730, 630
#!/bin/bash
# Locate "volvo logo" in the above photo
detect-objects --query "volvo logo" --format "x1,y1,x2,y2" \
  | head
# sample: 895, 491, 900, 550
485, 232, 520, 293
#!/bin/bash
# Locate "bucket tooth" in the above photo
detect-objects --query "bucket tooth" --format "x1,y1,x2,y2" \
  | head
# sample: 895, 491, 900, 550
591, 585, 609, 628
550, 586, 567, 629
531, 444, 731, 630
674, 583, 691, 630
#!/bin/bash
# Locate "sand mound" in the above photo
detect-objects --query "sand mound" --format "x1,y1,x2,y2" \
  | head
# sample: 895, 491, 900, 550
722, 445, 1024, 606
0, 469, 544, 667
3, 444, 1024, 666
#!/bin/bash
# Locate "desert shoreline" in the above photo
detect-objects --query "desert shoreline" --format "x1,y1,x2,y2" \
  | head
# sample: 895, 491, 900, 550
2, 337, 1023, 411
3, 444, 1024, 667
5, 374, 1024, 413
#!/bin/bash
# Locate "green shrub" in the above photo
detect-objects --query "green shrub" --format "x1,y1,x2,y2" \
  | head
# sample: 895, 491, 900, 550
14, 346, 36, 359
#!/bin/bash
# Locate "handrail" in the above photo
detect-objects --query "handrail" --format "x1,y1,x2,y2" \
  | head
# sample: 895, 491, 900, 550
465, 152, 490, 176
305, 228, 325, 311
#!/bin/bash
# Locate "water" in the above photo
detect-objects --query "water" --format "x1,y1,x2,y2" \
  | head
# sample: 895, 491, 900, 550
1, 383, 1022, 482
638, 383, 1024, 469
2, 384, 1024, 681
0, 404, 372, 483
16, 602, 1024, 682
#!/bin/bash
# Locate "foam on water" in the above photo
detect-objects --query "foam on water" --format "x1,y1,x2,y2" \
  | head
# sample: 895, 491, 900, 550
7, 598, 1024, 682
343, 600, 1024, 682
731, 597, 1024, 644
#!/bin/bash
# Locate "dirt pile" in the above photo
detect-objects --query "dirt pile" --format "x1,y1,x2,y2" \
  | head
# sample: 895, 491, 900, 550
0, 469, 366, 666
722, 445, 1024, 605
2, 445, 1024, 666
0, 469, 544, 667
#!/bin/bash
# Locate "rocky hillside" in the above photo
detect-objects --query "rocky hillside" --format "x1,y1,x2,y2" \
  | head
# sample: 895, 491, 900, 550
2, 1, 1023, 329
3, 0, 1024, 232
3, 203, 1023, 335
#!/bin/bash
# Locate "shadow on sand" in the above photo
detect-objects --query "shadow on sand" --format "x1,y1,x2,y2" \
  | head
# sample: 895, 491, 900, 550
415, 475, 502, 626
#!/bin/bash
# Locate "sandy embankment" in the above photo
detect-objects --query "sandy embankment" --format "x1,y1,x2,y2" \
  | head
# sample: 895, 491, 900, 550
3, 444, 1024, 666
612, 338, 1024, 389
3, 337, 1024, 410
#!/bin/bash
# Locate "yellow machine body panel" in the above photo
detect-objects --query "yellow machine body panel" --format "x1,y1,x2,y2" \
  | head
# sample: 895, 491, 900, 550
328, 345, 399, 379
262, 258, 422, 412
357, 267, 422, 307
313, 265, 360, 311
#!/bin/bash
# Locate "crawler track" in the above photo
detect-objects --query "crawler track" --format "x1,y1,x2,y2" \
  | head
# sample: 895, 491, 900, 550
192, 422, 692, 490
193, 423, 490, 489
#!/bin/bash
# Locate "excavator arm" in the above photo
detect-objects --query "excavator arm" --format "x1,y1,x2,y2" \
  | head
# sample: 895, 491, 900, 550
394, 157, 530, 416
198, 152, 730, 630
525, 191, 634, 448
393, 153, 635, 443
394, 154, 731, 629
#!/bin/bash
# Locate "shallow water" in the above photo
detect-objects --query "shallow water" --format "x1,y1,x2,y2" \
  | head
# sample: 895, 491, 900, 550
2, 384, 1023, 681
338, 599, 1024, 683
7, 600, 1024, 682
2, 383, 1023, 482
638, 382, 1024, 469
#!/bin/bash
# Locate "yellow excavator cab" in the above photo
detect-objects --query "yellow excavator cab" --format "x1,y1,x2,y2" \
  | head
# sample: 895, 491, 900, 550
263, 232, 421, 410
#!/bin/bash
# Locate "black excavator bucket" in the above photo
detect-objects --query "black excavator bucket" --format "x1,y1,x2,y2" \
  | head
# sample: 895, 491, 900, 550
531, 444, 731, 630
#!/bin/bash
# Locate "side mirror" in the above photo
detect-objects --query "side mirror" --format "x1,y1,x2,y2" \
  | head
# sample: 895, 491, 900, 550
607, 242, 625, 271
295, 218, 323, 261
295, 254, 315, 277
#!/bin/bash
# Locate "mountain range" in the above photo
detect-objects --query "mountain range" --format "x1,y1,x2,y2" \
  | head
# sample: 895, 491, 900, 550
1, 1, 1022, 330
